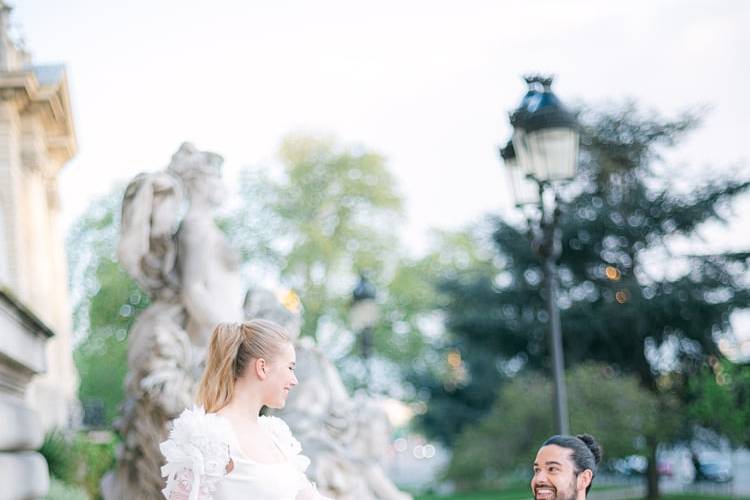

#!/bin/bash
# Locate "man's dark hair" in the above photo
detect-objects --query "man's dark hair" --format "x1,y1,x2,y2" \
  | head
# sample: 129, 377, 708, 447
542, 434, 602, 494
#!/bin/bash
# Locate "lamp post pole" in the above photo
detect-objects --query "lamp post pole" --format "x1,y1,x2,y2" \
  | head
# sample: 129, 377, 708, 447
537, 189, 569, 436
351, 274, 378, 393
500, 75, 579, 435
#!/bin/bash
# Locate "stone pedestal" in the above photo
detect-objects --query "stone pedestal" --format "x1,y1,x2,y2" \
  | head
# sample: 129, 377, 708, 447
0, 288, 53, 499
0, 452, 48, 500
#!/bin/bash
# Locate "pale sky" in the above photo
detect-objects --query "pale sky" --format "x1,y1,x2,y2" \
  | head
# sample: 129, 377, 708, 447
13, 0, 750, 256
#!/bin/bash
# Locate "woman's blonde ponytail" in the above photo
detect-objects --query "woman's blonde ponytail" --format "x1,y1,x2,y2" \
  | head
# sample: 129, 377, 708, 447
197, 319, 290, 412
197, 323, 243, 412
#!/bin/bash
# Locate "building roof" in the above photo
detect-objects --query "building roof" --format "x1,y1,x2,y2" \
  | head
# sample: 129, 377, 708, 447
29, 64, 65, 87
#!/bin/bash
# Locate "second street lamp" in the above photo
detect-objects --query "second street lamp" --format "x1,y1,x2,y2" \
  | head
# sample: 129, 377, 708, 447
500, 139, 540, 208
350, 274, 378, 392
501, 75, 579, 435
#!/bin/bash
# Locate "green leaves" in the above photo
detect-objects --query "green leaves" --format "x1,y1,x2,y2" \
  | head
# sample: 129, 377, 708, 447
688, 358, 750, 447
69, 134, 426, 414
228, 134, 404, 341
447, 364, 661, 488
419, 102, 750, 452
67, 185, 150, 425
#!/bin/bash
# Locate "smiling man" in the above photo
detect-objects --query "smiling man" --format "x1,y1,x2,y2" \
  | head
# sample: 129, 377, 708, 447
531, 434, 602, 500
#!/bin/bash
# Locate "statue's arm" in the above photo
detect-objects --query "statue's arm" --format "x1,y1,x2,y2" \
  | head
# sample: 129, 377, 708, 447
118, 172, 182, 293
178, 221, 225, 329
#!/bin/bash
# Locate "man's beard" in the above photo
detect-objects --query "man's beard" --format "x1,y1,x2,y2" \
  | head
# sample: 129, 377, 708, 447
534, 478, 577, 500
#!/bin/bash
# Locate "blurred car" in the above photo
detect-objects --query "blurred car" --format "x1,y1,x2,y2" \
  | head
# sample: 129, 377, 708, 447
614, 455, 647, 476
656, 460, 673, 477
695, 452, 733, 483
613, 455, 673, 477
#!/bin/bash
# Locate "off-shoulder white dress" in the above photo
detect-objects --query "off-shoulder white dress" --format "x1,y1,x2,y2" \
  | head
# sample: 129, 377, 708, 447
160, 406, 330, 500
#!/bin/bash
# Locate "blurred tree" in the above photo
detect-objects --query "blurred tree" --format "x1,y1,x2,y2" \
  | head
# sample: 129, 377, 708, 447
230, 134, 404, 341
447, 363, 663, 489
688, 356, 750, 447
403, 225, 503, 442
67, 187, 149, 425
419, 104, 750, 498
69, 135, 414, 420
354, 227, 498, 395
379, 228, 495, 361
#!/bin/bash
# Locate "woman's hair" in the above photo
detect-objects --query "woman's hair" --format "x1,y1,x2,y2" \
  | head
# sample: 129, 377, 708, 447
197, 319, 291, 412
543, 434, 602, 494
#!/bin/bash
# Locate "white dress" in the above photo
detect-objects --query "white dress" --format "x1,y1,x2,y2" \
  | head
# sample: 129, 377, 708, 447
160, 406, 329, 500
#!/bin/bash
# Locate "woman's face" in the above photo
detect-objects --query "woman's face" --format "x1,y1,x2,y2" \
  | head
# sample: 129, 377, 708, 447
262, 342, 298, 409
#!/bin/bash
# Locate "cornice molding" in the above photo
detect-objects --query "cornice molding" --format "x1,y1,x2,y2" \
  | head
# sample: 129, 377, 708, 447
0, 68, 77, 165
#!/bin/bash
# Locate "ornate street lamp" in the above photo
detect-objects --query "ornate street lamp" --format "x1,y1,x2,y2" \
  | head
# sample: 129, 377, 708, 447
500, 139, 540, 207
350, 274, 378, 391
500, 75, 579, 435
510, 75, 579, 183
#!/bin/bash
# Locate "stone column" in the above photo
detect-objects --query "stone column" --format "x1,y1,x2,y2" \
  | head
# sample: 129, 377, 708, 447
0, 288, 53, 498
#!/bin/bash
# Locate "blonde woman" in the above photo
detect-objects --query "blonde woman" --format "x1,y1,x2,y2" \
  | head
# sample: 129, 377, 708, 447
160, 320, 331, 500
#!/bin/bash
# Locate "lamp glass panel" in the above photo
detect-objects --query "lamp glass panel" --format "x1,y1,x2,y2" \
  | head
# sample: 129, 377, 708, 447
507, 161, 540, 206
511, 130, 532, 176
524, 127, 579, 181
350, 299, 379, 331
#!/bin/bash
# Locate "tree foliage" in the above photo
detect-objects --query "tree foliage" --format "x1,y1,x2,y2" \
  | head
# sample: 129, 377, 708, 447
230, 134, 404, 341
69, 135, 422, 419
419, 104, 750, 444
417, 104, 750, 498
67, 186, 149, 425
447, 363, 661, 489
351, 226, 499, 395
688, 357, 750, 447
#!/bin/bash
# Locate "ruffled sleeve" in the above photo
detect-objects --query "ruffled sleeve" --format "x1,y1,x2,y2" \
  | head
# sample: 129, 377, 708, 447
259, 415, 311, 473
259, 416, 334, 500
160, 406, 232, 500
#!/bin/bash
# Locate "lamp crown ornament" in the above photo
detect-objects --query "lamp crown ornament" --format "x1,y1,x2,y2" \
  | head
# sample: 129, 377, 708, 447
510, 74, 577, 133
352, 274, 376, 303
506, 74, 580, 183
523, 74, 554, 90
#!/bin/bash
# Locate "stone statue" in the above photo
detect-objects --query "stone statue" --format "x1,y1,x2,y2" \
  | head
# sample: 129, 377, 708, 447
103, 143, 244, 500
244, 288, 413, 500
104, 142, 411, 499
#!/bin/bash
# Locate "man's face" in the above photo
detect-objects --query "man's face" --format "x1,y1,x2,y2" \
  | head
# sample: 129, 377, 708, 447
531, 444, 582, 500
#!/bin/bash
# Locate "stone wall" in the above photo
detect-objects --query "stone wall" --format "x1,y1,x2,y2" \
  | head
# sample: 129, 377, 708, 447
0, 8, 78, 432
0, 3, 78, 496
0, 289, 53, 499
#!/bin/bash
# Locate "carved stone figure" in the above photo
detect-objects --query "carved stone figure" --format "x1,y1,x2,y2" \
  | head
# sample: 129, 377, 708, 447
104, 142, 411, 499
103, 143, 244, 500
245, 288, 412, 500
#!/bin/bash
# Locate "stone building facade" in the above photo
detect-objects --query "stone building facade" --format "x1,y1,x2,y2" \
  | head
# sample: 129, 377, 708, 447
0, 2, 79, 497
